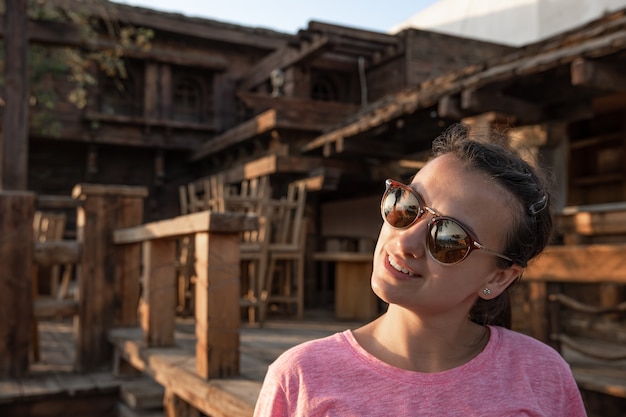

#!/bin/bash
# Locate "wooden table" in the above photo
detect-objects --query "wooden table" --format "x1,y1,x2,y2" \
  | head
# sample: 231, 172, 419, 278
313, 252, 379, 321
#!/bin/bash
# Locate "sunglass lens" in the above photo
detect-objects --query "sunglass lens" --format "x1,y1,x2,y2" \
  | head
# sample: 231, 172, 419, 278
383, 186, 421, 228
427, 218, 471, 264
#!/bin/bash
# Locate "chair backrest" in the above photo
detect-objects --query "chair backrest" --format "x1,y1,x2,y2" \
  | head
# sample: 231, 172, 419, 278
33, 211, 67, 242
179, 182, 202, 214
269, 180, 307, 248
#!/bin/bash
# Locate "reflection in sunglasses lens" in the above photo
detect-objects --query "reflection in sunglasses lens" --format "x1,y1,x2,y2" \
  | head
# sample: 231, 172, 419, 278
428, 219, 470, 264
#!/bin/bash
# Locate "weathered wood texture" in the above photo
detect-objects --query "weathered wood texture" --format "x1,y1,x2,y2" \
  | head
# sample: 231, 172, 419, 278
0, 192, 35, 378
140, 239, 177, 347
524, 245, 626, 284
194, 232, 241, 378
71, 184, 147, 372
1, 0, 29, 190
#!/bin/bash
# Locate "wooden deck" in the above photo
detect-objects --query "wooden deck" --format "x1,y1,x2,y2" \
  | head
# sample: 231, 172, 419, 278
0, 311, 365, 416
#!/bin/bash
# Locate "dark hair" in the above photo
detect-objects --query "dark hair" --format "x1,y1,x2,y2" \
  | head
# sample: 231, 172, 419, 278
431, 124, 554, 328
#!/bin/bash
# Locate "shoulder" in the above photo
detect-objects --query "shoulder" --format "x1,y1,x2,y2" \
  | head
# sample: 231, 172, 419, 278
270, 331, 350, 371
490, 326, 572, 372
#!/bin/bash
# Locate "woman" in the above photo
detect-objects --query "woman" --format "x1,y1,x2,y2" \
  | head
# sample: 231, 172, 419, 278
254, 124, 587, 416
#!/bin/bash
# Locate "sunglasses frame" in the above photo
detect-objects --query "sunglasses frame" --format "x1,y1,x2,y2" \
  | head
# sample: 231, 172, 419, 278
381, 179, 515, 266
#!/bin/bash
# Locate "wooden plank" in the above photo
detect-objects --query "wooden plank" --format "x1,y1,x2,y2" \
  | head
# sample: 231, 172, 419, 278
313, 252, 373, 262
72, 185, 147, 372
72, 184, 149, 199
120, 377, 165, 410
109, 328, 257, 417
36, 194, 82, 209
571, 57, 626, 92
140, 239, 177, 347
238, 34, 332, 91
191, 110, 278, 162
558, 210, 626, 236
163, 388, 199, 417
236, 92, 359, 117
34, 298, 79, 319
461, 88, 542, 123
307, 21, 399, 45
113, 211, 258, 244
0, 378, 23, 402
0, 192, 35, 378
144, 62, 159, 121
33, 240, 80, 267
195, 232, 241, 379
524, 245, 626, 284
19, 374, 63, 397
574, 371, 626, 399
335, 261, 378, 321
1, 0, 29, 190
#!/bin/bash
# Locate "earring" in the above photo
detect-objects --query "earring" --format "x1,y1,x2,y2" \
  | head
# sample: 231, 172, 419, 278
483, 288, 491, 296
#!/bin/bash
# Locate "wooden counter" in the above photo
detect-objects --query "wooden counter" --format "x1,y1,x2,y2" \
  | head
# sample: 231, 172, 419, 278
313, 252, 379, 321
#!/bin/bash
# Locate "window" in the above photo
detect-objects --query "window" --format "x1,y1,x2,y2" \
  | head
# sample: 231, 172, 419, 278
173, 77, 203, 122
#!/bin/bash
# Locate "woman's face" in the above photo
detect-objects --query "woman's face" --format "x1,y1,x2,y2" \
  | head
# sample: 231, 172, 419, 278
371, 153, 520, 317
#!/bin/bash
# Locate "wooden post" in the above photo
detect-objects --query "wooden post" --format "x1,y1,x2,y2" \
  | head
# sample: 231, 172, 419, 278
0, 191, 35, 378
195, 230, 241, 379
72, 184, 147, 372
139, 239, 177, 347
1, 0, 29, 190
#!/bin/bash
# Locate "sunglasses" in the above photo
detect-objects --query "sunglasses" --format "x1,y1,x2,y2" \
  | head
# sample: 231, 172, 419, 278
381, 179, 515, 266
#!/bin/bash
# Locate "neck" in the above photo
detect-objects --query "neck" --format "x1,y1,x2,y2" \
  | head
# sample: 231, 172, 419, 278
354, 306, 489, 373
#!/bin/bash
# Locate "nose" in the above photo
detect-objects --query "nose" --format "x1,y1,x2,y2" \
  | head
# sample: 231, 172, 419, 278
393, 217, 428, 260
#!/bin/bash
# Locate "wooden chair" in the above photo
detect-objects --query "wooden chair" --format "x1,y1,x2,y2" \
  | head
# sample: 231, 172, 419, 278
260, 180, 307, 322
231, 176, 272, 324
240, 214, 271, 324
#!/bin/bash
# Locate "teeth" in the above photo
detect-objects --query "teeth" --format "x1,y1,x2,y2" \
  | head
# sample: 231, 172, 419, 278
388, 256, 414, 276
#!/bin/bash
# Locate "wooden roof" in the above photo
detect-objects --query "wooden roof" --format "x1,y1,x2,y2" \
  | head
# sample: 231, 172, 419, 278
302, 8, 626, 157
238, 21, 402, 91
46, 0, 291, 50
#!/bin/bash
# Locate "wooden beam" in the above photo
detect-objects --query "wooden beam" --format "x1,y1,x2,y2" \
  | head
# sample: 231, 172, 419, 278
191, 110, 279, 162
461, 88, 543, 123
437, 95, 468, 120
33, 241, 81, 267
34, 298, 79, 319
307, 21, 399, 46
1, 0, 29, 190
220, 154, 325, 183
558, 208, 626, 236
524, 245, 626, 284
0, 191, 35, 378
571, 58, 626, 92
45, 0, 289, 50
191, 103, 349, 162
237, 92, 359, 116
238, 34, 333, 91
113, 211, 258, 244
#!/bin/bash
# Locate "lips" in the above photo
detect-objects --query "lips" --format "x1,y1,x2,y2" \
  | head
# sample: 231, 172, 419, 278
388, 255, 415, 276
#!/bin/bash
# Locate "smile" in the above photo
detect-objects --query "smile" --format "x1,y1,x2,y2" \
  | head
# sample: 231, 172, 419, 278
388, 255, 414, 276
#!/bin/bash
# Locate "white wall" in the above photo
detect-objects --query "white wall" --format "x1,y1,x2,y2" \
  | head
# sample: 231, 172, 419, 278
391, 0, 626, 46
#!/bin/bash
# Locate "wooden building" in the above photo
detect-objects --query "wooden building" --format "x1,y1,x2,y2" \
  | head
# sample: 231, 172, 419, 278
2, 1, 626, 415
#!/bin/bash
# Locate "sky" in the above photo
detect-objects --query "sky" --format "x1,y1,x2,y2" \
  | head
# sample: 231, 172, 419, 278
110, 0, 440, 34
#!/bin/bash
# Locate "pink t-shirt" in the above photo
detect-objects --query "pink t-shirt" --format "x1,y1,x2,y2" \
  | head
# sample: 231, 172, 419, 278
254, 326, 587, 416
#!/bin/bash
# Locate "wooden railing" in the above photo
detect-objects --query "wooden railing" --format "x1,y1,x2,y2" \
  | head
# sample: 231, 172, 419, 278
112, 210, 257, 378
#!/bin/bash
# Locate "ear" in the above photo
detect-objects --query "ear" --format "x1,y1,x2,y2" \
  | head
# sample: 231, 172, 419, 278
479, 264, 523, 300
